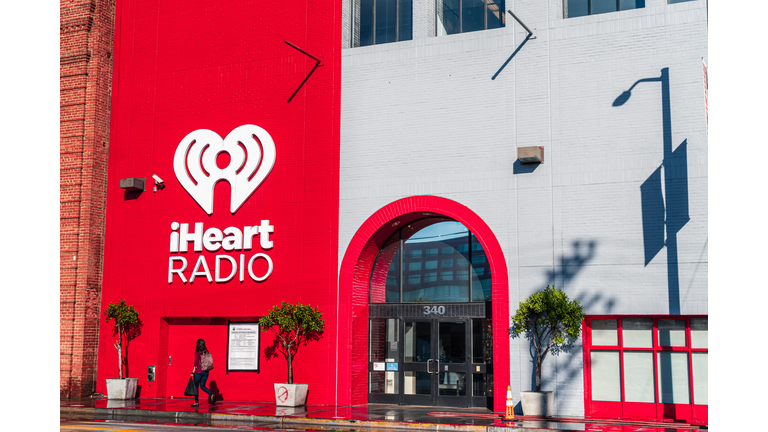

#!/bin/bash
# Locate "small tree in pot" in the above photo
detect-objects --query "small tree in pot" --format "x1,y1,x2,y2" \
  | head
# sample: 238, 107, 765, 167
259, 301, 324, 406
511, 285, 584, 416
104, 299, 142, 399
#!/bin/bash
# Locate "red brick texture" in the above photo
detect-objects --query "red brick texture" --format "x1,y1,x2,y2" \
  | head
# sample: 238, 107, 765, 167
60, 0, 114, 398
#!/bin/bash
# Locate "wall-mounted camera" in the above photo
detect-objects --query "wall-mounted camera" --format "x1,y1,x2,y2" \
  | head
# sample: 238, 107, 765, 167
152, 174, 166, 193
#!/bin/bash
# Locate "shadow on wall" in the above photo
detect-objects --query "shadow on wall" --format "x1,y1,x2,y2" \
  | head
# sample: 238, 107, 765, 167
512, 241, 609, 393
512, 159, 541, 175
492, 34, 531, 81
118, 318, 143, 379
614, 68, 690, 315
546, 240, 597, 287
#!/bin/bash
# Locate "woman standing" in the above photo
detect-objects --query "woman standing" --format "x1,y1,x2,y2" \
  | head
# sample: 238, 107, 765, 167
191, 338, 215, 407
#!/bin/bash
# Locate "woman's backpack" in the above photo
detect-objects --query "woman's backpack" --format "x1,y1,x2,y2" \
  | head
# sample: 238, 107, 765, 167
201, 353, 214, 371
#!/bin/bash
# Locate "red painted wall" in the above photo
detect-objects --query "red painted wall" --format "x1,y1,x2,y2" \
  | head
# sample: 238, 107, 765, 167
98, 0, 341, 402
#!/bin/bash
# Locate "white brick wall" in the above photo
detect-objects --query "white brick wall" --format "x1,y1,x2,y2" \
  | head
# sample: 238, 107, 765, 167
339, 0, 707, 416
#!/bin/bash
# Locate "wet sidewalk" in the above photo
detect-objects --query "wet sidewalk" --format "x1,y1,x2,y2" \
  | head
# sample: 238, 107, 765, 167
60, 397, 706, 432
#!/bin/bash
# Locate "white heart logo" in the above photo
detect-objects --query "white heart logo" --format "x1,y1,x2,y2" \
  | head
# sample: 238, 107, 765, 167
173, 124, 276, 215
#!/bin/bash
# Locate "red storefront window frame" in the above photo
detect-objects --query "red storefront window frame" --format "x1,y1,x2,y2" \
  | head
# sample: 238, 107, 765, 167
582, 315, 707, 425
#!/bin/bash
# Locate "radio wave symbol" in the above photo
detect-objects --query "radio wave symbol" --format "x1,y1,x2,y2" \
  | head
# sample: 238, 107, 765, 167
173, 125, 276, 215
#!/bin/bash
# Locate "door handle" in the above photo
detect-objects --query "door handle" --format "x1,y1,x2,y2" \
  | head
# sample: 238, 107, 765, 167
436, 359, 440, 375
427, 358, 434, 374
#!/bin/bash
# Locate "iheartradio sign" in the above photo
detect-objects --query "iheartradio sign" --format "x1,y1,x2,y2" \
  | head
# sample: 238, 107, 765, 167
169, 125, 277, 284
174, 124, 276, 215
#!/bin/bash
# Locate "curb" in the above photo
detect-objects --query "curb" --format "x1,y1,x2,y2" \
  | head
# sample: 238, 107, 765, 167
61, 407, 543, 432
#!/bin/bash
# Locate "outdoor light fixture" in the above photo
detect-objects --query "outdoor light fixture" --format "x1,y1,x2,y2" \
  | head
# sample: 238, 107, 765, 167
119, 177, 146, 191
518, 146, 544, 164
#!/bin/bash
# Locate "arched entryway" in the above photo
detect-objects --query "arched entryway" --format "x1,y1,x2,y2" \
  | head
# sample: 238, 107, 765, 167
337, 196, 509, 412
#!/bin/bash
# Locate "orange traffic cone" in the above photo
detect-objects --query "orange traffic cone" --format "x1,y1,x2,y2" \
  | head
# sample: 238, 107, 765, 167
505, 385, 516, 420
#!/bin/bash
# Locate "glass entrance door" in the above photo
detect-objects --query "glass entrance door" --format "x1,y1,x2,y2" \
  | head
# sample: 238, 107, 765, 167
368, 311, 492, 407
402, 319, 470, 407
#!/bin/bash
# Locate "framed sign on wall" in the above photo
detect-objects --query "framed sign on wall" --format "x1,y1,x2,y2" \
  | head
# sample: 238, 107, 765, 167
227, 321, 261, 373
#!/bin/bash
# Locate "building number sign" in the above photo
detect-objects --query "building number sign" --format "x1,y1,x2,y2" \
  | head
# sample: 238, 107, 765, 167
423, 305, 445, 315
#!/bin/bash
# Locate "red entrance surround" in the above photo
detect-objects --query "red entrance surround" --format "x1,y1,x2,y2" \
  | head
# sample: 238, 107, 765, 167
337, 196, 509, 412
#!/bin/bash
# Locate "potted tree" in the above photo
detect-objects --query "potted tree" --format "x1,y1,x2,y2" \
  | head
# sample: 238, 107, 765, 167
511, 285, 584, 417
259, 301, 324, 407
104, 299, 142, 400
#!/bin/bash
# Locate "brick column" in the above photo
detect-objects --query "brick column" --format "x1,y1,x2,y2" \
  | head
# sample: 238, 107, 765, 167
60, 0, 114, 398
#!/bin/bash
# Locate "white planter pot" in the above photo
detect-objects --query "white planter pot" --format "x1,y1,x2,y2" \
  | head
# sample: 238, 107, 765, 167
274, 383, 309, 407
106, 378, 139, 400
520, 391, 554, 417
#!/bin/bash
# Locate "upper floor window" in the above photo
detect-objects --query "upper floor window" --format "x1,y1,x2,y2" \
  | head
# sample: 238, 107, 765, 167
354, 0, 413, 47
565, 0, 644, 18
438, 0, 505, 35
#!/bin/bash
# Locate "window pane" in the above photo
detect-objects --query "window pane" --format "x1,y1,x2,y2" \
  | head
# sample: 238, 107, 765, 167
592, 319, 618, 346
439, 372, 466, 395
470, 233, 492, 301
370, 318, 399, 362
462, 0, 485, 33
404, 321, 431, 362
360, 0, 374, 46
438, 321, 466, 363
592, 0, 619, 15
370, 371, 399, 394
620, 0, 645, 10
624, 351, 655, 403
692, 352, 708, 405
403, 221, 470, 302
473, 373, 492, 396
622, 317, 653, 348
567, 0, 589, 18
658, 319, 686, 347
404, 371, 431, 394
398, 0, 413, 41
657, 352, 690, 404
441, 0, 461, 35
690, 317, 707, 349
486, 0, 504, 29
590, 351, 621, 401
472, 319, 493, 363
370, 236, 400, 303
376, 0, 398, 44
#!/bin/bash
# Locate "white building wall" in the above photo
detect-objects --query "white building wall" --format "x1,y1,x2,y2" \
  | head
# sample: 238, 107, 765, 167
339, 0, 707, 416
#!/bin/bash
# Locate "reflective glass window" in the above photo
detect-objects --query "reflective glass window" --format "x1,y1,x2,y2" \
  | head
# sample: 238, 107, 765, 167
692, 352, 707, 404
470, 233, 491, 301
371, 219, 491, 303
658, 319, 686, 347
657, 352, 690, 404
403, 221, 470, 302
438, 0, 505, 36
565, 0, 644, 18
590, 351, 621, 401
592, 319, 618, 346
690, 317, 707, 349
622, 317, 653, 348
354, 0, 413, 47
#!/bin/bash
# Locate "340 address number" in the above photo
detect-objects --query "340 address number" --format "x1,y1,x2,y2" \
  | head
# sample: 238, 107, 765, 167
423, 306, 445, 315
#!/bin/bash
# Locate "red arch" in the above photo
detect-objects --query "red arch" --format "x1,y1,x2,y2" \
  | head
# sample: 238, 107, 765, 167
336, 196, 509, 412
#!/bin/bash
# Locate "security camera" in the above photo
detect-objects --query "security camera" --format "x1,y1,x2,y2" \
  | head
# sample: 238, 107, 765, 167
153, 174, 164, 184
